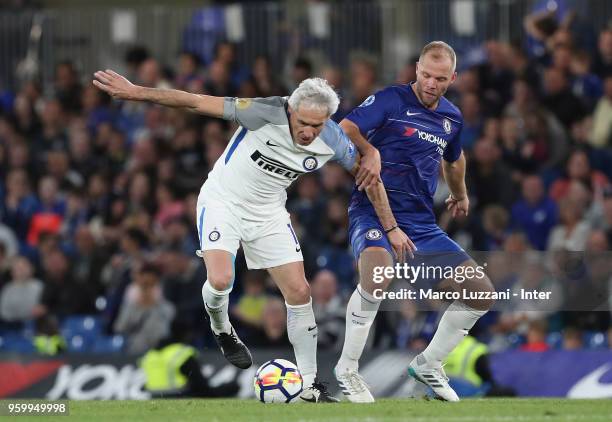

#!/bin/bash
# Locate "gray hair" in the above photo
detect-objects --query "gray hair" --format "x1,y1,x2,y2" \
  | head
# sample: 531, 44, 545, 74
288, 77, 340, 116
419, 41, 457, 73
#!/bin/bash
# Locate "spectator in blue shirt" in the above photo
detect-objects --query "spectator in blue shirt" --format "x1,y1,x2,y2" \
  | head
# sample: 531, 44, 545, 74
511, 174, 558, 249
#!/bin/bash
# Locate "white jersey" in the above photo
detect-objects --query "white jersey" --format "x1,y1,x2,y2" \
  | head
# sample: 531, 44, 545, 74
201, 96, 357, 219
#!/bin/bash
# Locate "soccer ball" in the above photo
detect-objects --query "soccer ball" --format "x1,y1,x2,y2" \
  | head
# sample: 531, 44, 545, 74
253, 359, 303, 403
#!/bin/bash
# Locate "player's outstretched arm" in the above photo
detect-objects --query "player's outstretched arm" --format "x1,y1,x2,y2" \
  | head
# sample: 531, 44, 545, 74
443, 152, 469, 218
340, 119, 381, 191
92, 69, 224, 118
350, 158, 416, 261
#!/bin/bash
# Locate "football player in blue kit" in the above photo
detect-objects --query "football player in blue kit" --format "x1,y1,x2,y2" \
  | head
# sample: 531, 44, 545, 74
334, 41, 495, 402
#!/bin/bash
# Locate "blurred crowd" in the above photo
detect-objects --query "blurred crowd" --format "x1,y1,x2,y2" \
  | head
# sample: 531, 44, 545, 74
0, 6, 612, 356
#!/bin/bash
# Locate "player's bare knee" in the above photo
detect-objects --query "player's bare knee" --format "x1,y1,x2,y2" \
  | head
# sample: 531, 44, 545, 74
481, 274, 495, 309
359, 246, 394, 293
461, 274, 495, 311
285, 281, 311, 305
478, 273, 495, 307
360, 247, 393, 269
208, 270, 234, 291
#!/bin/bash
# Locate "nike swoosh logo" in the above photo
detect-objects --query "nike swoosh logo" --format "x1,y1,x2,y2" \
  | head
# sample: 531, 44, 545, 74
568, 363, 612, 398
406, 110, 421, 116
351, 312, 367, 318
300, 396, 317, 403
296, 247, 301, 252
266, 140, 278, 147
307, 326, 317, 331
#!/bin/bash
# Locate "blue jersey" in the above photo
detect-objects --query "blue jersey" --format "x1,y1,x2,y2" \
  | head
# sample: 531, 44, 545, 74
346, 84, 463, 227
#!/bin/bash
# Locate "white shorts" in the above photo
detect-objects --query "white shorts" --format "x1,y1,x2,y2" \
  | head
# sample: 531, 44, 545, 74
196, 197, 303, 269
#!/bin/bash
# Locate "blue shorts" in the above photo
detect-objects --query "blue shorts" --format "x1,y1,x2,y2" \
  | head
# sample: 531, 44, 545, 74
349, 213, 471, 281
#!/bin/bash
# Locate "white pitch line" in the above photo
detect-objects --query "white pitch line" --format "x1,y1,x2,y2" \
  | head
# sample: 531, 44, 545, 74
296, 415, 611, 422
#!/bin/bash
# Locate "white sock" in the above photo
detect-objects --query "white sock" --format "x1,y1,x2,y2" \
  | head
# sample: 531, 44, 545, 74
202, 281, 232, 335
286, 298, 317, 387
336, 285, 381, 373
420, 300, 487, 366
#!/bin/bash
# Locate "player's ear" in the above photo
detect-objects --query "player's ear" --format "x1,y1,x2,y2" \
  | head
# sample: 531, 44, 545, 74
450, 71, 457, 84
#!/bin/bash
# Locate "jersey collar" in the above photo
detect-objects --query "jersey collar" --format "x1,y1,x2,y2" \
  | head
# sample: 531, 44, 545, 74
284, 99, 294, 135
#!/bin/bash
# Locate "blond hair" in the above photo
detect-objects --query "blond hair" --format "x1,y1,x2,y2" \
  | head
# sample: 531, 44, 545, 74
419, 41, 457, 73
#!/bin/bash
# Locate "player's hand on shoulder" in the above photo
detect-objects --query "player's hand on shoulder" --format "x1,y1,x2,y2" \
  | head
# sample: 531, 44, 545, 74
386, 227, 417, 262
445, 194, 469, 218
356, 147, 381, 191
93, 69, 139, 100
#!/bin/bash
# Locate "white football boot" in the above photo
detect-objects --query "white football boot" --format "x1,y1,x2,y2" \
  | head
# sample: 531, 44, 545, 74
335, 368, 375, 403
408, 354, 460, 402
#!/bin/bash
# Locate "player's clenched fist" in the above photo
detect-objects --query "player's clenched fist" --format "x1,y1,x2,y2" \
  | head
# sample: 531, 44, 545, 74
93, 69, 139, 100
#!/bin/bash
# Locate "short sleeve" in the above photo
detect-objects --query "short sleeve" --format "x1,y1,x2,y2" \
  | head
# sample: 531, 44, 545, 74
222, 97, 287, 130
344, 87, 399, 137
333, 135, 358, 171
320, 120, 357, 171
443, 124, 463, 163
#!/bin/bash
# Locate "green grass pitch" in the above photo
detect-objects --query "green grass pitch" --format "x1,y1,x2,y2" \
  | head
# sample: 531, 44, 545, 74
16, 398, 612, 422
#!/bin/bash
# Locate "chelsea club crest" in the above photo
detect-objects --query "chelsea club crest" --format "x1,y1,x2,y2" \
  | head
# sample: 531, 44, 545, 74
443, 118, 452, 134
365, 229, 383, 240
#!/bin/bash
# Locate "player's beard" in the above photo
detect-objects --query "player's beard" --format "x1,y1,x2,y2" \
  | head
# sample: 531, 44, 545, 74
415, 83, 444, 108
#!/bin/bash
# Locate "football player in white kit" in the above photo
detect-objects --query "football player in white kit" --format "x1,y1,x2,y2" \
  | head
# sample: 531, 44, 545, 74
93, 70, 415, 402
